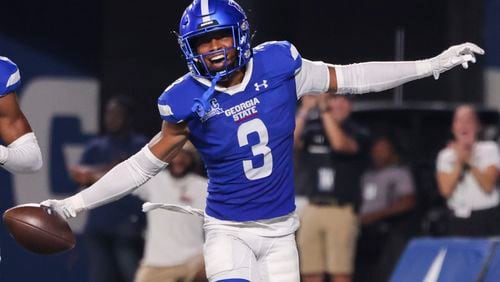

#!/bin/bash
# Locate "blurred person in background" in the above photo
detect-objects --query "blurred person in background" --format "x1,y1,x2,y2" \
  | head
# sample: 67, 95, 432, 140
295, 94, 370, 282
69, 96, 147, 282
436, 105, 500, 236
355, 136, 416, 282
134, 142, 208, 282
0, 56, 42, 174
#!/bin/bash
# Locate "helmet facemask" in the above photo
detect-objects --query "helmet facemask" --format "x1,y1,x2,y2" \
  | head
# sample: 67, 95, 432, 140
179, 21, 252, 79
189, 27, 238, 79
179, 20, 251, 80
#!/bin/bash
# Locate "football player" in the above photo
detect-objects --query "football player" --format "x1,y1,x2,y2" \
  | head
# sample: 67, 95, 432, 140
0, 57, 43, 174
42, 0, 483, 281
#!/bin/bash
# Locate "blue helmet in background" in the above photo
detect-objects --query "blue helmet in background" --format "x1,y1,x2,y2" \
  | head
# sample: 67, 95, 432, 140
178, 0, 252, 79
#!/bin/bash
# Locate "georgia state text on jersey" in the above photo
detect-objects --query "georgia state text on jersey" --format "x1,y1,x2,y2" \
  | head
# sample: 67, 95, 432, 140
0, 57, 21, 97
158, 41, 302, 221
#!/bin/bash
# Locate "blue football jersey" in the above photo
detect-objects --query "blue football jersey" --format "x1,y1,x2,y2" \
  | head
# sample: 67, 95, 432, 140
158, 41, 302, 221
0, 57, 21, 97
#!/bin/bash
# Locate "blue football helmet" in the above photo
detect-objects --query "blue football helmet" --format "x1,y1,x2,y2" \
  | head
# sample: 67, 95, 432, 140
178, 0, 252, 79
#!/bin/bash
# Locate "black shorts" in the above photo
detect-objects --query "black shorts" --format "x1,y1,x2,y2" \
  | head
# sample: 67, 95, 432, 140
448, 206, 500, 237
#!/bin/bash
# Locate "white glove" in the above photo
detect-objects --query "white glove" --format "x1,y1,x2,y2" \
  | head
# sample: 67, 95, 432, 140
40, 194, 86, 219
429, 42, 484, 79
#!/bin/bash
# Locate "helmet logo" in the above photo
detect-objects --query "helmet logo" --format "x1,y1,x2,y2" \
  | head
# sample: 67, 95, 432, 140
240, 20, 249, 31
239, 34, 247, 45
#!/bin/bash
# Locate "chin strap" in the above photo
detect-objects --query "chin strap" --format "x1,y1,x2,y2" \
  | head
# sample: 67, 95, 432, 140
192, 73, 222, 118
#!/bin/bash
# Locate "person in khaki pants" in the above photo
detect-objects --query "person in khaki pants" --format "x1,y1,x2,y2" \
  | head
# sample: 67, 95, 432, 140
294, 94, 370, 282
134, 143, 208, 282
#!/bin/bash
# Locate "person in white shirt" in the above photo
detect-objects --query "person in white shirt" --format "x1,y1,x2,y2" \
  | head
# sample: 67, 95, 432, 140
436, 105, 500, 236
134, 143, 208, 282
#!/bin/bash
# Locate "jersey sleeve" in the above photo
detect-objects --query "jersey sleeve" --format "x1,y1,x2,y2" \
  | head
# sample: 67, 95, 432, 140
0, 57, 21, 97
255, 41, 329, 98
254, 41, 303, 79
157, 75, 195, 124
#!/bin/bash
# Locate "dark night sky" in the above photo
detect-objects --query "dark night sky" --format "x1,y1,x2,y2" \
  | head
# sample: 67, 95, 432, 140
0, 0, 484, 135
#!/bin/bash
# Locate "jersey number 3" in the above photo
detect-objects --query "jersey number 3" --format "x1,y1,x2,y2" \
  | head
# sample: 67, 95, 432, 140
237, 118, 273, 180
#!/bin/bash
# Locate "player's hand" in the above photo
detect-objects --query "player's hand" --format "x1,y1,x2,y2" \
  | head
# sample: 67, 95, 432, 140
430, 42, 484, 79
451, 142, 472, 164
40, 194, 85, 219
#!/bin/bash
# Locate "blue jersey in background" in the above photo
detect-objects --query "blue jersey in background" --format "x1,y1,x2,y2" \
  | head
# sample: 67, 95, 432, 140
0, 57, 21, 97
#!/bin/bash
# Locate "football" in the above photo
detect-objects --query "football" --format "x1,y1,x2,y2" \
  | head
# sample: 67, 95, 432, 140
2, 204, 76, 255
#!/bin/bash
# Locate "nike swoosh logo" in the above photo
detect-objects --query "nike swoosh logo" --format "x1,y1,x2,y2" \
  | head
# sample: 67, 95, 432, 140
424, 248, 447, 282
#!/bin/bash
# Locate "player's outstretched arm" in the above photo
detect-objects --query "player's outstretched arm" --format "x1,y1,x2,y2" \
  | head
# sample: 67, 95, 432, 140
41, 121, 189, 219
328, 42, 484, 94
0, 57, 43, 174
0, 93, 43, 173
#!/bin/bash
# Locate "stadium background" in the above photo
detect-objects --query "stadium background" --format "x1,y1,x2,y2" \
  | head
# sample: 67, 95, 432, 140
0, 0, 499, 281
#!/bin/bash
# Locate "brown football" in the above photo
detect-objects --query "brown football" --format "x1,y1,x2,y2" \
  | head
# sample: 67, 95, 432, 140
2, 204, 76, 255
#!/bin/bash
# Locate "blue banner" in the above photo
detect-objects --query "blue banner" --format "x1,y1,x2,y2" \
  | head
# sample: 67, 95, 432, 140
391, 237, 500, 282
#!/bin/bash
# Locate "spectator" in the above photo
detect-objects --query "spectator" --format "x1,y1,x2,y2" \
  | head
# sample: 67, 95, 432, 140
134, 142, 208, 282
69, 96, 147, 282
355, 136, 416, 282
295, 94, 370, 282
436, 105, 500, 236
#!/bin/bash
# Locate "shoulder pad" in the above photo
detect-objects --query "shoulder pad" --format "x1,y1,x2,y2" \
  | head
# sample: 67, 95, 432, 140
254, 41, 301, 61
157, 74, 201, 123
0, 57, 21, 97
253, 41, 302, 77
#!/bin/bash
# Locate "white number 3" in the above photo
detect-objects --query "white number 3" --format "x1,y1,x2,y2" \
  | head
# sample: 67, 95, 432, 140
237, 118, 273, 180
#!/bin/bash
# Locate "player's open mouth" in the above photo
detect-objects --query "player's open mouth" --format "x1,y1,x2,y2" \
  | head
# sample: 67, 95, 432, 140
209, 54, 226, 65
206, 54, 232, 71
